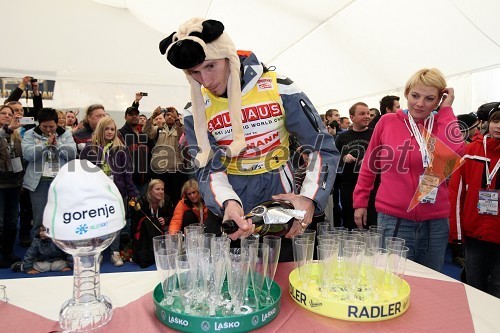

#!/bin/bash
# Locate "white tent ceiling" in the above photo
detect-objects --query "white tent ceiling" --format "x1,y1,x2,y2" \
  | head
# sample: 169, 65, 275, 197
2, 0, 499, 117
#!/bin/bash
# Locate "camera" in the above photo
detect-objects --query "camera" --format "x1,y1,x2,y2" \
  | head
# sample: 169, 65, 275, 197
328, 120, 340, 131
140, 92, 148, 96
30, 77, 37, 83
19, 117, 35, 125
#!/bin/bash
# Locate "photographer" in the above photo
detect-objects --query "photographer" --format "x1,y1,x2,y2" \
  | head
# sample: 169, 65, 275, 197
143, 106, 186, 205
5, 76, 42, 127
324, 109, 341, 138
117, 92, 153, 194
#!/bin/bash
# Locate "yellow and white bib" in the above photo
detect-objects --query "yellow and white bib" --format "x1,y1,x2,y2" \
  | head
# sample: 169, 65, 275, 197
203, 72, 290, 175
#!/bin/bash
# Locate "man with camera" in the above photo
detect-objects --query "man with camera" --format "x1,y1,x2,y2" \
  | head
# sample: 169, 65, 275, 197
5, 76, 42, 132
118, 92, 153, 194
4, 76, 43, 248
143, 106, 187, 205
324, 108, 341, 138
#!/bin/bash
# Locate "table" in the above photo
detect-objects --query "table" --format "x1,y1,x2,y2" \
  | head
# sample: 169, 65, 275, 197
1, 260, 499, 332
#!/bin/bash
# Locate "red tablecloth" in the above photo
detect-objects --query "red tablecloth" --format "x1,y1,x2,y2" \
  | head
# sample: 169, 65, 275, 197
0, 262, 474, 333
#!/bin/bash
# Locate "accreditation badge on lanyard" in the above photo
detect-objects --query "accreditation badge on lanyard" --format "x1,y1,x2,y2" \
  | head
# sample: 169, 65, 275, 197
42, 150, 59, 178
408, 113, 438, 204
478, 190, 499, 215
418, 170, 440, 204
477, 135, 499, 215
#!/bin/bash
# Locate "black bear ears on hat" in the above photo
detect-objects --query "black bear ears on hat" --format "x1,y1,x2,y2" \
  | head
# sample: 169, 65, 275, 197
159, 19, 225, 69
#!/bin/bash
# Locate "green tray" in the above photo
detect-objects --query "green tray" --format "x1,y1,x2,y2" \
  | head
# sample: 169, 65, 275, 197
153, 279, 282, 332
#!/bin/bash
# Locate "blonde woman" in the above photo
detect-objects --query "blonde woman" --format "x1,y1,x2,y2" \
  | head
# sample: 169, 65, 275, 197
353, 68, 465, 271
80, 117, 138, 266
56, 110, 66, 128
169, 179, 208, 233
131, 179, 173, 268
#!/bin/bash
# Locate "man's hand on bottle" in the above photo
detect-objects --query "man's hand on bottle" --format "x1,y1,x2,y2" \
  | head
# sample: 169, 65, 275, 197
223, 200, 255, 240
272, 193, 314, 238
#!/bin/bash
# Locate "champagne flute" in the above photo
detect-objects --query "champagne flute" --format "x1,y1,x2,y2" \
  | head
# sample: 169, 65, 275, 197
225, 252, 250, 314
293, 238, 314, 289
248, 242, 269, 310
262, 235, 281, 305
155, 249, 178, 306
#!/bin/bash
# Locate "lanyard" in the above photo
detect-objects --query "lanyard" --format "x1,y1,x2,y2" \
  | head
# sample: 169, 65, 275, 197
407, 113, 435, 169
483, 134, 500, 187
150, 207, 158, 218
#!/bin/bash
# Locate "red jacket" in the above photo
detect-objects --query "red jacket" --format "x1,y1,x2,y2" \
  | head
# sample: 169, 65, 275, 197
449, 134, 500, 244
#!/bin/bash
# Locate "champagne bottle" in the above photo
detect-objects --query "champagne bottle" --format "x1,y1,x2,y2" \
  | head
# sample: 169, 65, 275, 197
221, 200, 305, 237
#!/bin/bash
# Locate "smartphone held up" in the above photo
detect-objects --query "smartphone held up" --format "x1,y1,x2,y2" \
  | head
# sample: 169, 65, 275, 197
19, 117, 35, 125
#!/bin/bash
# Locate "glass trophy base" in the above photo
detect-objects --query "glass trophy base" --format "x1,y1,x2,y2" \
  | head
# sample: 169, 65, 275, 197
59, 295, 113, 332
289, 263, 411, 322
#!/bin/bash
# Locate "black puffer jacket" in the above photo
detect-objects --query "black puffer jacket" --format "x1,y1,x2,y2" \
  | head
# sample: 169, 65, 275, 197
0, 130, 23, 189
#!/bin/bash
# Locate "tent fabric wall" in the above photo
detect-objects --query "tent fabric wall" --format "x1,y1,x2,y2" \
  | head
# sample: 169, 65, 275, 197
1, 0, 499, 117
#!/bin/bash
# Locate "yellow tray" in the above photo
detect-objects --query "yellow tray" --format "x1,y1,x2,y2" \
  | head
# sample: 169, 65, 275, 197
289, 263, 410, 322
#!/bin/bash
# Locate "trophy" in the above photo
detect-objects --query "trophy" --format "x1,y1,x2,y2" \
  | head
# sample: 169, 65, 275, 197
43, 159, 125, 332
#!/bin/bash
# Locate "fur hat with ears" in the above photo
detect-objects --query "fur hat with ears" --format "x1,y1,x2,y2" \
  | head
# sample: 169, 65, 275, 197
159, 18, 246, 168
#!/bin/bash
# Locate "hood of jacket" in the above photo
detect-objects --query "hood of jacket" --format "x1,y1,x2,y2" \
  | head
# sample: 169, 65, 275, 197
239, 51, 266, 95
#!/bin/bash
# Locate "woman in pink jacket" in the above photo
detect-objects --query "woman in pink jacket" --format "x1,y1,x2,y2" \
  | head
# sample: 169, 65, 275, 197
353, 68, 464, 272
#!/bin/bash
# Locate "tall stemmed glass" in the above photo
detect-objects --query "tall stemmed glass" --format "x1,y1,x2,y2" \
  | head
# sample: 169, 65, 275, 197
185, 232, 203, 256
343, 245, 365, 301
248, 242, 269, 310
241, 235, 260, 307
225, 251, 250, 314
175, 254, 195, 314
187, 247, 210, 314
241, 235, 259, 255
317, 243, 337, 298
155, 248, 178, 306
208, 237, 229, 315
293, 238, 314, 289
153, 233, 183, 260
262, 235, 281, 305
366, 247, 389, 301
